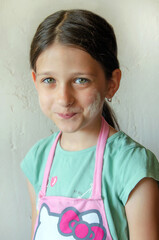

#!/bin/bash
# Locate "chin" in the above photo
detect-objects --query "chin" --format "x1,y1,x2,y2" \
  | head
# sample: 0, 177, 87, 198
58, 125, 80, 133
55, 120, 83, 133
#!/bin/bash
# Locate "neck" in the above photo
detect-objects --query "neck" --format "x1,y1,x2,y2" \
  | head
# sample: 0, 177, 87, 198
60, 117, 102, 151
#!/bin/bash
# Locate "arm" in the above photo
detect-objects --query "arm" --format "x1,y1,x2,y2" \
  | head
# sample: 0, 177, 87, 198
125, 178, 159, 240
27, 180, 37, 240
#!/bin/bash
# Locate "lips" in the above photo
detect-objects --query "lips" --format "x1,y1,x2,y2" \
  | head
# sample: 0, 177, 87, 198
57, 113, 77, 119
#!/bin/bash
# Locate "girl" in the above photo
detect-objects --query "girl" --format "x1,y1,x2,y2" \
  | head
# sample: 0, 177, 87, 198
21, 9, 159, 240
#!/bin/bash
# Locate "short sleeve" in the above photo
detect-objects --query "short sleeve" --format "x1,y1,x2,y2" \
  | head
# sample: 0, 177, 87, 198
20, 133, 58, 195
118, 147, 159, 205
21, 139, 44, 194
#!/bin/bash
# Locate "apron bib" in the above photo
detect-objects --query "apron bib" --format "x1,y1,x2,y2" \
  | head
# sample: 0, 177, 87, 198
33, 117, 113, 240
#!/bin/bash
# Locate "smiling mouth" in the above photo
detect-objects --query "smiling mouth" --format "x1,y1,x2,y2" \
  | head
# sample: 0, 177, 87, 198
57, 113, 77, 119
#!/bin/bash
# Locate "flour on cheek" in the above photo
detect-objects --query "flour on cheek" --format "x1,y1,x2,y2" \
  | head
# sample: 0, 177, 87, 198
86, 92, 102, 118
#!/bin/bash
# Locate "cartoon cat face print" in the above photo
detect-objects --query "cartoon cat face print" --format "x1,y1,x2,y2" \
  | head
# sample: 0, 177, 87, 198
34, 204, 107, 240
34, 204, 71, 240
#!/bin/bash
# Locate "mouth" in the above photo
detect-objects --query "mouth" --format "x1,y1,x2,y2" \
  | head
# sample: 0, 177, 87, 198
57, 113, 77, 119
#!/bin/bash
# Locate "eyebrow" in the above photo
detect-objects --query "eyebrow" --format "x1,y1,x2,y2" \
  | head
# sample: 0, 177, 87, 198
36, 71, 97, 77
36, 72, 53, 77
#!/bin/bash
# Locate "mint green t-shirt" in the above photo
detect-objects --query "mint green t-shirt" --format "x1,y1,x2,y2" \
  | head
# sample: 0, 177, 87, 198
21, 131, 159, 239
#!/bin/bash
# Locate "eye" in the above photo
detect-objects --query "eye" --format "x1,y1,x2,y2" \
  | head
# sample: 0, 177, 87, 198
75, 78, 89, 84
43, 78, 56, 84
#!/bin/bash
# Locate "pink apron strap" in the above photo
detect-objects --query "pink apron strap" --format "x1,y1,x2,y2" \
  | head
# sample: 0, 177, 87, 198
39, 116, 109, 199
91, 117, 109, 199
39, 131, 62, 197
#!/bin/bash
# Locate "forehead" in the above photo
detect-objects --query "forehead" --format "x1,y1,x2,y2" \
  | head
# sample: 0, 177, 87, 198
36, 43, 105, 76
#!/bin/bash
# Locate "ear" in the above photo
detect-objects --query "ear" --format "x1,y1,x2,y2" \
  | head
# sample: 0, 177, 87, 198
31, 70, 38, 89
105, 69, 121, 99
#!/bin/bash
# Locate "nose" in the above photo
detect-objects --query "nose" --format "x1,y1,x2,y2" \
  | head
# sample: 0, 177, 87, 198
56, 84, 74, 107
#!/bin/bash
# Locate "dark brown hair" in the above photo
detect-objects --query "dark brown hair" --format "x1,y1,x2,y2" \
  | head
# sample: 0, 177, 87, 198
30, 9, 120, 129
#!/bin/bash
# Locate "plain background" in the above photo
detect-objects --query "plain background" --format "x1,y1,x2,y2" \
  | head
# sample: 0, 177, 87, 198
1, 0, 159, 239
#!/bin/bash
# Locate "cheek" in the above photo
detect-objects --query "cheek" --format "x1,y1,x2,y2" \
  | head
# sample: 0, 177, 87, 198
38, 93, 53, 113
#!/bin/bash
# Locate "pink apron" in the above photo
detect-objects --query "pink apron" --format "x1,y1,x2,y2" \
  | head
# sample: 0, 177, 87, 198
33, 117, 113, 240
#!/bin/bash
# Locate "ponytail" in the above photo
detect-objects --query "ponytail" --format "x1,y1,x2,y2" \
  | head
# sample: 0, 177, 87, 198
102, 101, 119, 130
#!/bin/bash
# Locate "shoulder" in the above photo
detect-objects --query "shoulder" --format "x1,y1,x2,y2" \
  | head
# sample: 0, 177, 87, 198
20, 131, 60, 193
103, 131, 159, 205
23, 131, 59, 159
104, 131, 145, 165
106, 131, 158, 161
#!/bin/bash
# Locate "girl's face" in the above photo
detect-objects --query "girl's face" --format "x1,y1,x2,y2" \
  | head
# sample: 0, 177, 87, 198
32, 43, 112, 133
